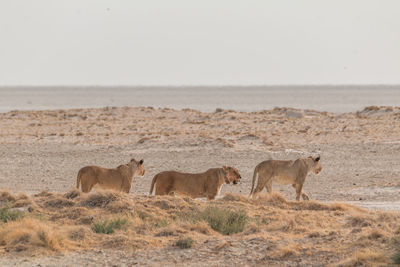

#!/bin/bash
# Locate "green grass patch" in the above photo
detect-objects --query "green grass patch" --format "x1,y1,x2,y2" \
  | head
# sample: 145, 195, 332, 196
175, 237, 193, 249
393, 251, 400, 264
182, 206, 248, 235
0, 205, 24, 223
200, 206, 248, 235
92, 218, 128, 234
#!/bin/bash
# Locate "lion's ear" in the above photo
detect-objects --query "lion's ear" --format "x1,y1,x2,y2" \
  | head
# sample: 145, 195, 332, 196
139, 159, 144, 165
130, 158, 135, 162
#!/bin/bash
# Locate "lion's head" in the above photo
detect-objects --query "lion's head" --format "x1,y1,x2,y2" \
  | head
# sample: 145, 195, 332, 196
129, 158, 145, 176
308, 155, 322, 174
222, 166, 241, 185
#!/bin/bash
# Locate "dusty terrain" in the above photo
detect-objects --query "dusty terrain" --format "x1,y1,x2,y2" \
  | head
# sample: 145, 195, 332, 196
0, 106, 400, 266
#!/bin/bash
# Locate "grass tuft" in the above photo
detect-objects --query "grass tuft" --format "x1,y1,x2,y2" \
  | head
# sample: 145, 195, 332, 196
175, 237, 193, 249
197, 206, 248, 235
0, 205, 24, 223
92, 218, 127, 234
394, 252, 400, 264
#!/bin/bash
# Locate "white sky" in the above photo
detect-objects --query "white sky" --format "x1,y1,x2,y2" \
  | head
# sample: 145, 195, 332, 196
0, 1, 399, 85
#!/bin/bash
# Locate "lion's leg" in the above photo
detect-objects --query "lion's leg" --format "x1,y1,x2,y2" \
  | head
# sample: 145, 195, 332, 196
81, 179, 92, 193
155, 182, 170, 196
123, 185, 131, 193
295, 183, 303, 201
293, 183, 309, 200
207, 194, 217, 201
265, 179, 273, 194
301, 193, 310, 201
81, 183, 89, 193
89, 183, 96, 193
294, 175, 309, 201
252, 182, 263, 198
252, 175, 269, 198
207, 186, 222, 200
121, 178, 132, 193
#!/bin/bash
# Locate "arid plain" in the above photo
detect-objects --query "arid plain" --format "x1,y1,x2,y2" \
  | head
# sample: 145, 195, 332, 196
0, 106, 400, 266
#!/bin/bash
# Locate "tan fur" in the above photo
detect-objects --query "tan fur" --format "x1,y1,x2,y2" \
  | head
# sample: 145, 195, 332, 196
249, 156, 322, 201
76, 159, 145, 193
149, 166, 241, 200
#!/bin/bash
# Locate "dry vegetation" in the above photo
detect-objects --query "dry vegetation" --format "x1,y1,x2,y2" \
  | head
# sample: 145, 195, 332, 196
0, 189, 399, 266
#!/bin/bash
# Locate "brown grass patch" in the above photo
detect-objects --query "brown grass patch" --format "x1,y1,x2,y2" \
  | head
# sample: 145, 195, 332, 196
0, 218, 70, 254
339, 249, 386, 266
44, 197, 75, 209
0, 189, 398, 265
11, 198, 33, 208
263, 243, 300, 261
78, 190, 120, 208
347, 214, 375, 228
187, 221, 215, 235
252, 192, 290, 209
221, 193, 249, 203
64, 189, 81, 199
0, 191, 16, 202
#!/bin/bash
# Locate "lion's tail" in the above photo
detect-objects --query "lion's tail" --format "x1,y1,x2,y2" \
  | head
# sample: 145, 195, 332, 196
149, 174, 158, 195
76, 169, 82, 189
249, 166, 259, 197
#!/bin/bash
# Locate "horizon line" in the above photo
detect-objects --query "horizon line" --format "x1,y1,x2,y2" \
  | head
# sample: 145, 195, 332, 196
1, 84, 400, 88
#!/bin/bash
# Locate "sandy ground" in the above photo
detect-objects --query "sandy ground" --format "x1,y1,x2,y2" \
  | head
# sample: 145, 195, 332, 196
0, 106, 400, 266
1, 106, 399, 204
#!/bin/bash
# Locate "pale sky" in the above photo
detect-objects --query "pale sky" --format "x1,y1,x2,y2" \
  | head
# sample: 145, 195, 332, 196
0, 1, 399, 85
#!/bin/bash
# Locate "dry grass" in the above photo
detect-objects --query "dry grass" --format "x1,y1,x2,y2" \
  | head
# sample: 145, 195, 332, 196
338, 249, 387, 266
266, 242, 300, 260
0, 218, 70, 254
0, 189, 398, 265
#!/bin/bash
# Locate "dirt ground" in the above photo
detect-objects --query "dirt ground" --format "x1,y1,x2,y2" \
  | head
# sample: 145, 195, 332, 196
0, 142, 400, 205
1, 106, 399, 205
0, 106, 400, 266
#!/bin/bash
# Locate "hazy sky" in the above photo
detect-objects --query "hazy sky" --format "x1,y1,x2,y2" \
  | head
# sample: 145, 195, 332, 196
1, 1, 399, 85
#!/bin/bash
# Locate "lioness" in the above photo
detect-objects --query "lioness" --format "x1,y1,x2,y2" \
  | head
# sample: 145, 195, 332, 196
149, 166, 241, 200
76, 158, 145, 193
249, 156, 321, 201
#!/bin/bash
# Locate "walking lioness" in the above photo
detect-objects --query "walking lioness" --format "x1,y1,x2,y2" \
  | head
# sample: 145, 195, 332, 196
249, 156, 321, 201
76, 158, 145, 193
149, 166, 241, 200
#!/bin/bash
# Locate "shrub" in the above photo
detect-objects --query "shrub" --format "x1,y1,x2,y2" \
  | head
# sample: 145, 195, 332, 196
394, 252, 400, 264
92, 218, 127, 234
197, 206, 248, 235
176, 237, 193, 249
0, 205, 24, 223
